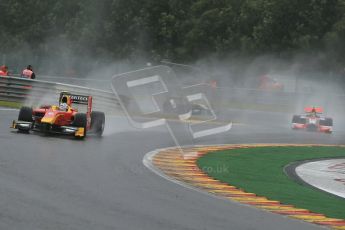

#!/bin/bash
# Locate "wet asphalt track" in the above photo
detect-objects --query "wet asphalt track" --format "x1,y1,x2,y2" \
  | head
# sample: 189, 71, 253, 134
1, 108, 344, 230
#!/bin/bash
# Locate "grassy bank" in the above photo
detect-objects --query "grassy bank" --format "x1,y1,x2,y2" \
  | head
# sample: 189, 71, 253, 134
0, 100, 22, 108
197, 146, 345, 219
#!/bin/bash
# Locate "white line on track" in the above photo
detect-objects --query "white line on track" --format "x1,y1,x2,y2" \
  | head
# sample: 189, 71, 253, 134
142, 145, 269, 203
143, 147, 227, 200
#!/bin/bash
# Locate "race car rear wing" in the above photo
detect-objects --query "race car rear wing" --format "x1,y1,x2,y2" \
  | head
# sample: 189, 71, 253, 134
304, 106, 323, 113
70, 94, 89, 105
59, 92, 92, 114
59, 92, 89, 105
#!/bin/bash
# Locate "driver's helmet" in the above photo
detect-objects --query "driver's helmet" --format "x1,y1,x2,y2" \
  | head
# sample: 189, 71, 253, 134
60, 95, 71, 106
59, 95, 71, 111
59, 102, 68, 111
311, 108, 317, 116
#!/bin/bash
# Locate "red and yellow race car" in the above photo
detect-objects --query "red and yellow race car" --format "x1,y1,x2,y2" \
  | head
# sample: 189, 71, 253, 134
291, 107, 333, 133
11, 92, 105, 138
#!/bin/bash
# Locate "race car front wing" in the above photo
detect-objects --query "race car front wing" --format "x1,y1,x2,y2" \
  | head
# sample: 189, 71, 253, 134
11, 120, 85, 137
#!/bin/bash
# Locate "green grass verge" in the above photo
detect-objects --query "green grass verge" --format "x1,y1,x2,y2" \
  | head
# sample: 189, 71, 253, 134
197, 146, 345, 219
0, 100, 22, 108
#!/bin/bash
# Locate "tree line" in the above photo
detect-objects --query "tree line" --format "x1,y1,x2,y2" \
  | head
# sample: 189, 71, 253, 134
0, 0, 344, 74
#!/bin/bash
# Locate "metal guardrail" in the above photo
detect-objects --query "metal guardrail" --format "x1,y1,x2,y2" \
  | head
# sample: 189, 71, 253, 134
0, 76, 120, 113
1, 70, 345, 116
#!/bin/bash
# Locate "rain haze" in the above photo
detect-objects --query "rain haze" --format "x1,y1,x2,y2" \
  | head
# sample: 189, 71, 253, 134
0, 1, 345, 230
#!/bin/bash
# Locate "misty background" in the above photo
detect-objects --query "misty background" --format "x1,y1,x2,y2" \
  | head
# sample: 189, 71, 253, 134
0, 0, 345, 93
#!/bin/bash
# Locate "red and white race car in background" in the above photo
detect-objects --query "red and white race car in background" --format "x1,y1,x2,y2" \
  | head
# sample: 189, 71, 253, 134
259, 74, 284, 91
292, 107, 333, 133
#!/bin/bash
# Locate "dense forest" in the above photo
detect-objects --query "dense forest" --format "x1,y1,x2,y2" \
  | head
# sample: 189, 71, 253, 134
0, 0, 345, 75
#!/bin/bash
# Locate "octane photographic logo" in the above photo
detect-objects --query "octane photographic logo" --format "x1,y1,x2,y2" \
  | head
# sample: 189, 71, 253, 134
111, 65, 232, 157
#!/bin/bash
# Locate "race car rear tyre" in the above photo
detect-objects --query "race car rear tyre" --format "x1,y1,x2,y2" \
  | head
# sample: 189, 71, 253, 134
320, 118, 333, 126
18, 106, 33, 122
73, 113, 87, 138
292, 115, 300, 123
91, 111, 105, 137
292, 115, 306, 124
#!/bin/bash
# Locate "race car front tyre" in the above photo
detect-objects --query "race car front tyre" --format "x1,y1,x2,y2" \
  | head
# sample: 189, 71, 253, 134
18, 106, 33, 122
91, 111, 105, 137
73, 113, 87, 138
17, 106, 33, 133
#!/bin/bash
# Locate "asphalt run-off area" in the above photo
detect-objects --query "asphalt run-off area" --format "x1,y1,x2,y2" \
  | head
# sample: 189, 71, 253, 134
296, 158, 345, 199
